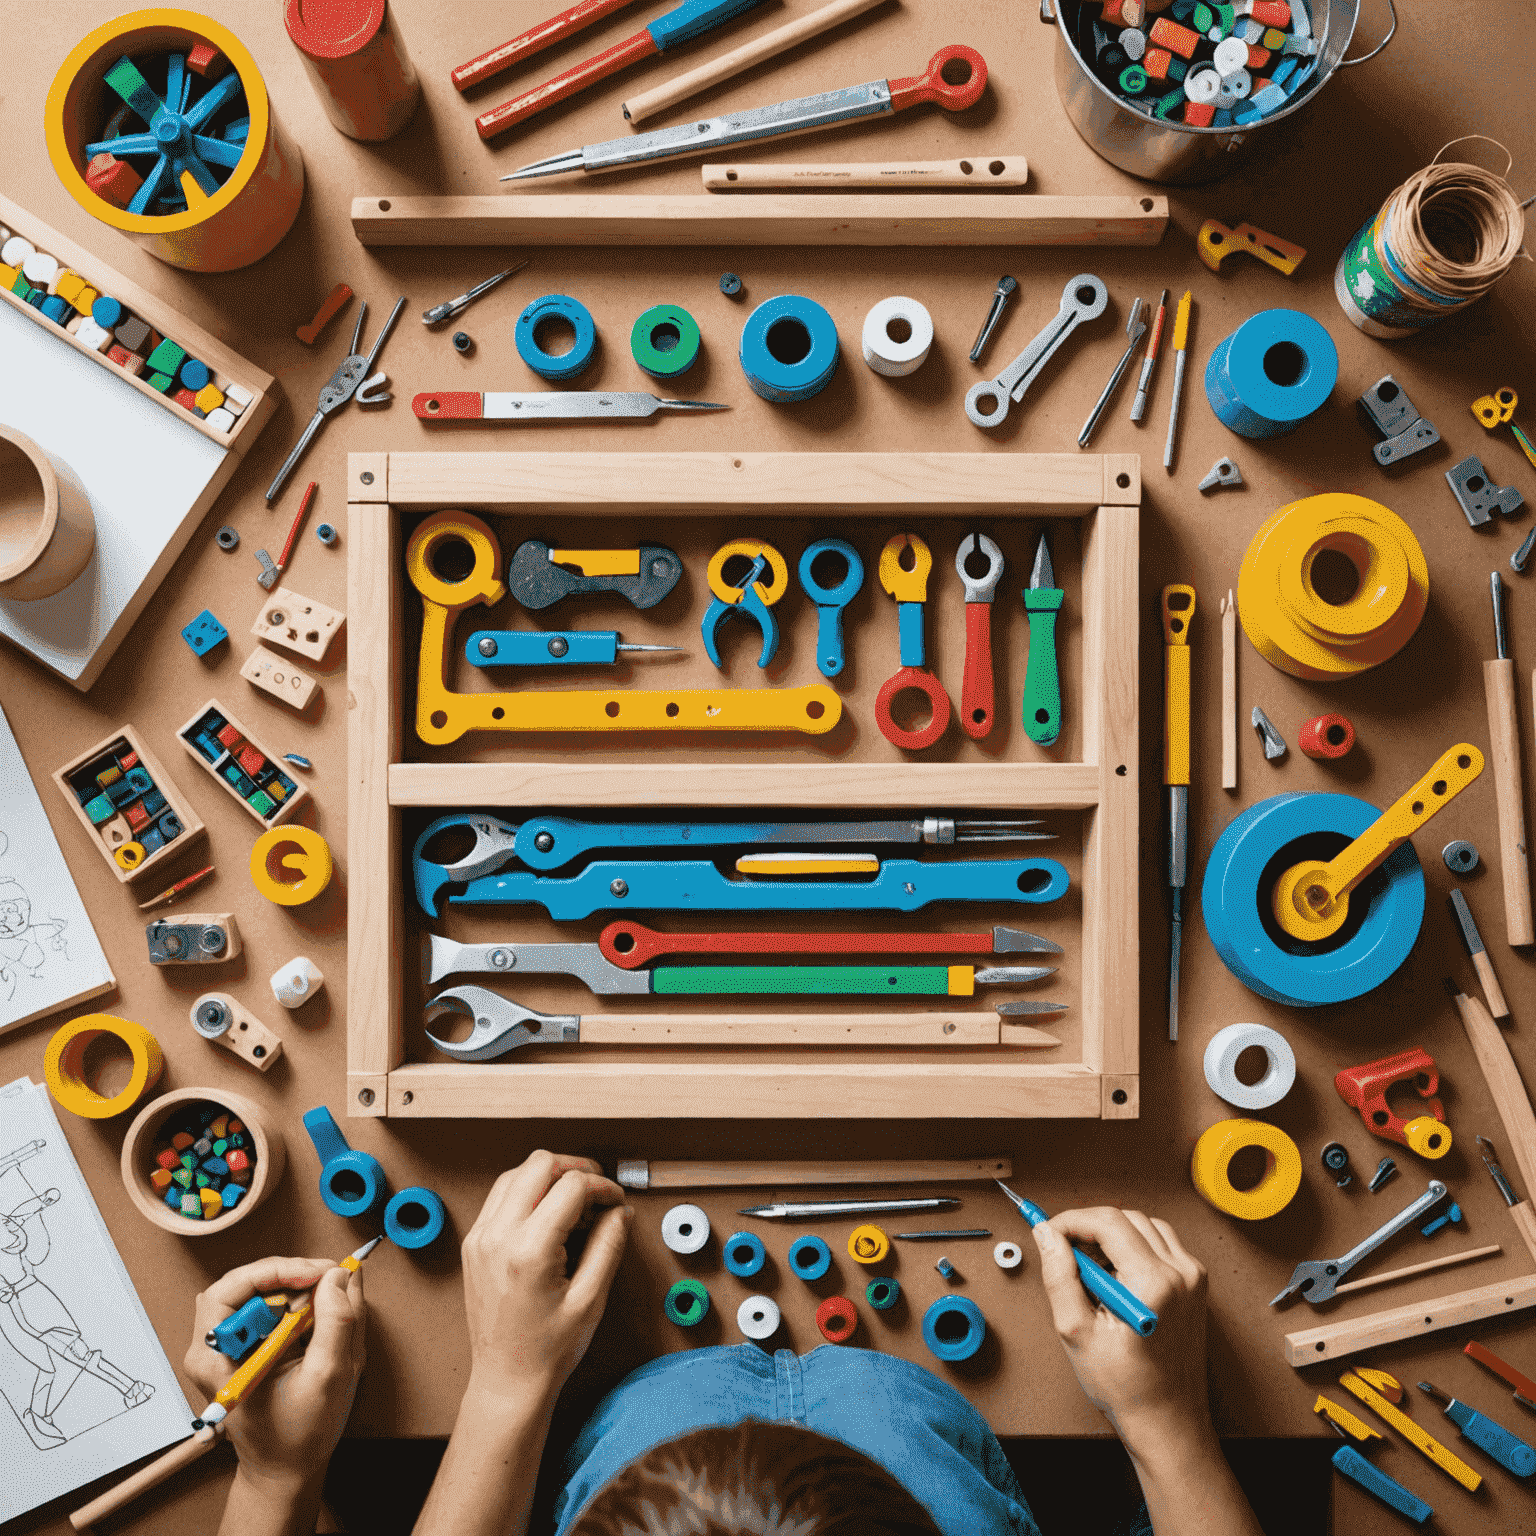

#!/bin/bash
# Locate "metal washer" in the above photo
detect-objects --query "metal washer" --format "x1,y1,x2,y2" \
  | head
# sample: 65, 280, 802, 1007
660, 1202, 710, 1254
1442, 839, 1479, 875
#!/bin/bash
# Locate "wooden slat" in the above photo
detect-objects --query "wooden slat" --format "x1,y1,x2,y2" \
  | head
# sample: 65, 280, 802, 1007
1283, 1273, 1536, 1365
565, 1015, 1056, 1047
1331, 1244, 1503, 1298
619, 1156, 1014, 1189
350, 194, 1170, 248
1449, 985, 1536, 1206
1511, 1202, 1536, 1266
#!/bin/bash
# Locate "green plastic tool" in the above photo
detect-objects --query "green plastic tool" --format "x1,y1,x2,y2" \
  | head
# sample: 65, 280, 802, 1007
1022, 534, 1063, 745
651, 963, 1051, 995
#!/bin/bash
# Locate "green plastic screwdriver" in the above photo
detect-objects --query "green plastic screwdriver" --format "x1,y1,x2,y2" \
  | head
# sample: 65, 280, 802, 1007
1022, 534, 1063, 745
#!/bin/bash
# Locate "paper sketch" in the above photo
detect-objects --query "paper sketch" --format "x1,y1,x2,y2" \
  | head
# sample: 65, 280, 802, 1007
0, 1080, 190, 1523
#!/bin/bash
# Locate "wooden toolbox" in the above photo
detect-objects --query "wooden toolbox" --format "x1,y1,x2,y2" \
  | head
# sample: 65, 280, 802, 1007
346, 452, 1139, 1122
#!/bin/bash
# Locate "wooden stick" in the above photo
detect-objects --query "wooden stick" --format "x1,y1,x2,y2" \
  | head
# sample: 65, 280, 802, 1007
1447, 983, 1536, 1206
621, 0, 886, 124
568, 1015, 1057, 1047
703, 157, 1029, 190
1510, 1203, 1536, 1267
616, 1155, 1013, 1190
1486, 656, 1534, 945
71, 1425, 222, 1529
1283, 1272, 1536, 1366
1332, 1244, 1502, 1297
1221, 589, 1237, 791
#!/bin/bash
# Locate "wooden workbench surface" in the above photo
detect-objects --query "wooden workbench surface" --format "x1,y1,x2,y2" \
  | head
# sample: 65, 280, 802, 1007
1, 3, 1533, 1532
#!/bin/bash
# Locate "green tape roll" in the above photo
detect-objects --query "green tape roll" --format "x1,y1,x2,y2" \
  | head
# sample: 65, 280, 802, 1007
664, 1277, 710, 1326
631, 304, 701, 379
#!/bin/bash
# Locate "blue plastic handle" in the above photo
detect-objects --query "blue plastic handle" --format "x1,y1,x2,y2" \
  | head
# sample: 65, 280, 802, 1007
1331, 1446, 1432, 1523
897, 602, 926, 668
465, 631, 620, 667
1444, 1398, 1536, 1478
648, 0, 766, 51
303, 1107, 386, 1220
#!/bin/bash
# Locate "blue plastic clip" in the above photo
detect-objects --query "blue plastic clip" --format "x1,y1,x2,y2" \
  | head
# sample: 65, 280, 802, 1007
303, 1106, 386, 1219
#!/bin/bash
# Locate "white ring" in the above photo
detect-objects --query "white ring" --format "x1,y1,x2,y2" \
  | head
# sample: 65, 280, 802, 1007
661, 1203, 710, 1254
1202, 1021, 1296, 1110
994, 1241, 1023, 1269
1213, 37, 1249, 75
1184, 67, 1221, 104
736, 1294, 781, 1340
862, 296, 933, 378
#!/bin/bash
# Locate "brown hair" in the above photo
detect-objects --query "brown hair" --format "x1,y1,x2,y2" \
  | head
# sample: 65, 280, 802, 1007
568, 1421, 943, 1536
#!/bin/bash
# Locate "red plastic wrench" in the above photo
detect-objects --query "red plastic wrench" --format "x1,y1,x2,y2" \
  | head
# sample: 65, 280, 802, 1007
956, 534, 1003, 740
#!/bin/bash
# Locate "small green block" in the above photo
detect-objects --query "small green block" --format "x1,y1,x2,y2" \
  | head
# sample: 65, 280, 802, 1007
248, 789, 276, 816
12, 274, 36, 302
146, 371, 175, 393
84, 792, 115, 824
145, 338, 187, 376
194, 1172, 211, 1188
1193, 2, 1214, 27
180, 1152, 196, 1169
229, 1133, 247, 1148
213, 1138, 228, 1155
171, 1168, 193, 1189
1155, 88, 1185, 118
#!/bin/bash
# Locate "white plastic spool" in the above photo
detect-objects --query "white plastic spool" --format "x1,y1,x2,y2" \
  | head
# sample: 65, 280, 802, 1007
861, 296, 934, 378
736, 1294, 781, 1340
1202, 1021, 1296, 1110
993, 1241, 1024, 1269
661, 1203, 711, 1254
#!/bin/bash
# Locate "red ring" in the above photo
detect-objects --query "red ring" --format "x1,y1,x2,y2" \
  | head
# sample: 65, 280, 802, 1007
815, 1295, 858, 1344
875, 668, 952, 750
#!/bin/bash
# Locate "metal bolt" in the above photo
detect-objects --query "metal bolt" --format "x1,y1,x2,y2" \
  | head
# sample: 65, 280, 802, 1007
719, 272, 743, 297
358, 1087, 375, 1106
1442, 839, 1479, 875
1368, 1156, 1398, 1193
969, 274, 1017, 363
477, 637, 498, 657
1321, 1142, 1352, 1187
610, 879, 629, 898
489, 948, 514, 969
534, 832, 554, 852
316, 523, 338, 546
252, 1044, 266, 1058
547, 636, 569, 657
452, 331, 473, 354
944, 1021, 956, 1033
360, 471, 374, 485
936, 1257, 956, 1279
215, 525, 239, 550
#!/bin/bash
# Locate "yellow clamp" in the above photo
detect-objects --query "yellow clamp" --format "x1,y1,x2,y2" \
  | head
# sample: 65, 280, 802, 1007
549, 549, 640, 576
1190, 1119, 1301, 1221
1197, 220, 1306, 277
44, 1013, 164, 1119
847, 1224, 891, 1264
250, 825, 334, 907
1271, 742, 1483, 941
878, 534, 933, 603
1314, 1395, 1381, 1444
1162, 585, 1194, 788
1339, 1371, 1481, 1492
1472, 388, 1518, 428
706, 539, 789, 607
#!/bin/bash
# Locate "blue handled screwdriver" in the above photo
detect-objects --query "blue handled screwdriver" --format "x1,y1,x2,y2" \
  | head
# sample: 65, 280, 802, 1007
995, 1180, 1159, 1336
1417, 1381, 1536, 1478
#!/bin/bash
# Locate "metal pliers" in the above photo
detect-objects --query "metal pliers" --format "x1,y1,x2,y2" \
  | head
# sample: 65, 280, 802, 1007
701, 539, 789, 669
266, 296, 407, 503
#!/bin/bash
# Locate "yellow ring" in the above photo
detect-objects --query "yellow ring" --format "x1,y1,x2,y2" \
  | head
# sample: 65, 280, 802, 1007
250, 825, 334, 906
1190, 1119, 1302, 1221
1403, 1115, 1453, 1160
114, 841, 146, 871
45, 1013, 164, 1119
707, 539, 789, 607
847, 1224, 891, 1264
405, 510, 506, 608
878, 534, 933, 602
1276, 520, 1410, 644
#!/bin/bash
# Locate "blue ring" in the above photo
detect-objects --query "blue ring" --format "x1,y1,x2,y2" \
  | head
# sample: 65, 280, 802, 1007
723, 1230, 766, 1278
739, 295, 839, 402
865, 1276, 901, 1311
1205, 309, 1338, 439
1200, 792, 1425, 1008
922, 1295, 985, 1361
798, 539, 864, 606
788, 1235, 832, 1280
516, 294, 596, 382
318, 1150, 386, 1219
384, 1186, 447, 1249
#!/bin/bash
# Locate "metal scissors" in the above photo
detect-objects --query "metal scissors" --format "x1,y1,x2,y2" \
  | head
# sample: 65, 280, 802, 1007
266, 296, 407, 504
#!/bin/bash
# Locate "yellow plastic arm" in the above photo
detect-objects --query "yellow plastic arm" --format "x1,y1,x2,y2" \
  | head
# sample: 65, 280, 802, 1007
1162, 584, 1195, 787
548, 549, 640, 576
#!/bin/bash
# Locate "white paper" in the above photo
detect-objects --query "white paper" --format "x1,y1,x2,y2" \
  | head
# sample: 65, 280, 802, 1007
0, 698, 115, 1032
0, 1079, 191, 1519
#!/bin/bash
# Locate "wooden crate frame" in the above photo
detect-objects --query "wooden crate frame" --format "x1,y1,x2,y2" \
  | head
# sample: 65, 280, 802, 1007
346, 451, 1140, 1121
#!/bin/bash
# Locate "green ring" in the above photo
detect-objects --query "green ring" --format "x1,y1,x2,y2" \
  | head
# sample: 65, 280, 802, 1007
1119, 65, 1148, 95
631, 304, 701, 379
664, 1278, 710, 1326
865, 1277, 901, 1311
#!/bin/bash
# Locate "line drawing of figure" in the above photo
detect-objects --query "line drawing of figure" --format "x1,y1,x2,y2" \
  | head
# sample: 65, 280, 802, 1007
0, 1140, 153, 1450
0, 873, 71, 1006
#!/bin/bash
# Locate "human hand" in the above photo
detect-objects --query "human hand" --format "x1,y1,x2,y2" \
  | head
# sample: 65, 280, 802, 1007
1032, 1209, 1210, 1454
460, 1151, 631, 1410
185, 1256, 366, 1501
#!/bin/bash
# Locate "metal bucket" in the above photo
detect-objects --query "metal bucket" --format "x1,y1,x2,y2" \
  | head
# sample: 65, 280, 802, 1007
1041, 0, 1392, 185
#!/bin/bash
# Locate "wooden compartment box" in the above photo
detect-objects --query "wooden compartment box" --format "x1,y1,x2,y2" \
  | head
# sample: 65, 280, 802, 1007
177, 700, 309, 826
347, 452, 1140, 1122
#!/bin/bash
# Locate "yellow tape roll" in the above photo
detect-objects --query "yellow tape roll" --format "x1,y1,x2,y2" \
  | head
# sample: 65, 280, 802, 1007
250, 825, 333, 906
45, 1014, 164, 1119
1237, 493, 1428, 680
114, 841, 146, 871
1190, 1118, 1302, 1221
847, 1224, 891, 1264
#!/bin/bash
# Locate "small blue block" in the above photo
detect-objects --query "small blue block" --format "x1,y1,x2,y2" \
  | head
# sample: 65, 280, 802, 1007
142, 788, 166, 816
106, 778, 138, 807
164, 1186, 182, 1209
1250, 82, 1287, 116
181, 608, 228, 657
157, 810, 183, 842
202, 1156, 230, 1177
193, 732, 223, 763
41, 295, 71, 324
83, 792, 114, 824
139, 825, 165, 855
1271, 57, 1299, 87
1234, 103, 1263, 125
208, 1294, 276, 1360
125, 766, 153, 794
1213, 108, 1235, 127
222, 1183, 247, 1208
180, 357, 211, 391
92, 295, 124, 330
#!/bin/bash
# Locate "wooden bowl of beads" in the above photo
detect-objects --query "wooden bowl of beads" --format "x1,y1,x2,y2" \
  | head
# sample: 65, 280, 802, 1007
121, 1087, 284, 1235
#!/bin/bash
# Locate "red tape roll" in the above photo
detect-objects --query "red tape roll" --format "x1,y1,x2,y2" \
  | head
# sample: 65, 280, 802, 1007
875, 667, 951, 750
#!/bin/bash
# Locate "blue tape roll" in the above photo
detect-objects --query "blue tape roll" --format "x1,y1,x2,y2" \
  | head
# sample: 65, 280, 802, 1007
1200, 792, 1425, 1008
723, 1229, 766, 1278
515, 294, 596, 382
739, 295, 839, 402
384, 1186, 447, 1250
922, 1295, 986, 1362
1204, 309, 1338, 439
788, 1234, 832, 1280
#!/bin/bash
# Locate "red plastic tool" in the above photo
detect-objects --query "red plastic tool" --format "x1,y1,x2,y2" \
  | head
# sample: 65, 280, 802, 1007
1465, 1341, 1536, 1405
452, 0, 643, 93
296, 283, 352, 346
956, 534, 1003, 741
1335, 1047, 1452, 1158
599, 920, 1008, 968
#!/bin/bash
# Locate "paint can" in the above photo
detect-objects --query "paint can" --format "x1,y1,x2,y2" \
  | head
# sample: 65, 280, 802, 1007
284, 0, 420, 143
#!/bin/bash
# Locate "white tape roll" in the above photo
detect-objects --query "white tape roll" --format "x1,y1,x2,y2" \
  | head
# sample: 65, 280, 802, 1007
661, 1203, 711, 1254
1202, 1021, 1296, 1110
862, 296, 934, 378
736, 1294, 781, 1340
993, 1241, 1023, 1269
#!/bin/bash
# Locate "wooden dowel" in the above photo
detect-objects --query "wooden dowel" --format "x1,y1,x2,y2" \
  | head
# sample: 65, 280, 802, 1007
617, 1155, 1013, 1190
1447, 984, 1536, 1204
71, 1425, 221, 1529
621, 0, 886, 124
1221, 590, 1237, 791
1472, 948, 1511, 1020
1510, 1203, 1536, 1267
703, 157, 1029, 190
574, 1014, 1057, 1047
1485, 657, 1534, 945
1332, 1244, 1502, 1297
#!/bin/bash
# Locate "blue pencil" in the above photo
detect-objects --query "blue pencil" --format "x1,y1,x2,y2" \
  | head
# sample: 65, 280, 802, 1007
995, 1180, 1158, 1336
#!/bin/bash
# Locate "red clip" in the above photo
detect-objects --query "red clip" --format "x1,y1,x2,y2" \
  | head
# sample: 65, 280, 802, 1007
1334, 1047, 1452, 1158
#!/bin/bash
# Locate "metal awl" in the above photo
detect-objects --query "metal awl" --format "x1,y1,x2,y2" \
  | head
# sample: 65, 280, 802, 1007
421, 261, 529, 325
1078, 296, 1146, 447
969, 275, 1017, 363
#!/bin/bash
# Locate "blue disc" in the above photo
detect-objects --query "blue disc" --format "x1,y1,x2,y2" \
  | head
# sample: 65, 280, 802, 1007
922, 1295, 985, 1362
865, 1276, 901, 1311
180, 357, 211, 391
788, 1234, 832, 1280
739, 295, 839, 402
384, 1186, 447, 1249
515, 294, 597, 382
723, 1230, 766, 1278
1205, 309, 1338, 439
1200, 792, 1425, 1008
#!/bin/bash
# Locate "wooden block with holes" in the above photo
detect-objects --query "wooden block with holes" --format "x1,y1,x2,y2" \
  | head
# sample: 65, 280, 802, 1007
251, 586, 345, 663
241, 645, 320, 711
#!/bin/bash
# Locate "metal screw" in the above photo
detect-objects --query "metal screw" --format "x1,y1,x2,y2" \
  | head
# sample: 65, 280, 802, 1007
969, 274, 1017, 363
316, 523, 338, 546
360, 471, 374, 485
1442, 839, 1479, 874
478, 637, 498, 657
610, 879, 629, 897
489, 948, 514, 969
719, 272, 743, 297
252, 1044, 266, 1058
1321, 1142, 1352, 1187
215, 525, 239, 550
358, 1087, 375, 1106
453, 331, 473, 354
534, 832, 555, 852
547, 636, 569, 657
1368, 1156, 1398, 1193
944, 1021, 956, 1033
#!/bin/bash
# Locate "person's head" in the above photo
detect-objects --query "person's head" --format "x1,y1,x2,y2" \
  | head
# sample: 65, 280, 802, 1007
569, 1421, 942, 1536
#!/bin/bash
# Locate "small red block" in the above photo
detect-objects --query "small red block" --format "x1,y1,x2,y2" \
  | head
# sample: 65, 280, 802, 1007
1183, 100, 1215, 126
412, 392, 484, 421
119, 751, 139, 770
173, 386, 200, 411
237, 743, 266, 777
1149, 16, 1199, 57
226, 1148, 251, 1172
217, 723, 244, 750
1298, 713, 1355, 760
171, 1131, 194, 1150
1143, 46, 1172, 79
1246, 45, 1271, 69
156, 1148, 179, 1170
108, 343, 145, 377
85, 153, 145, 210
124, 801, 150, 831
187, 42, 223, 75
1249, 0, 1290, 24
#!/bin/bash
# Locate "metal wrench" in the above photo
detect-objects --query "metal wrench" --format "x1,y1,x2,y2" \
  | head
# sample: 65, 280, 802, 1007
1269, 1181, 1449, 1305
1078, 296, 1146, 447
956, 534, 1004, 740
965, 275, 1109, 429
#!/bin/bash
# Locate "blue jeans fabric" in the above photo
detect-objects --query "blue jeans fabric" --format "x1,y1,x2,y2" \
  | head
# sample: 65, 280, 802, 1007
552, 1344, 1042, 1536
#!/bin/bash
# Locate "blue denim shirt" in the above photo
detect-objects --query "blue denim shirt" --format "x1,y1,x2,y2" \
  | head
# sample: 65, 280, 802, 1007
552, 1344, 1041, 1536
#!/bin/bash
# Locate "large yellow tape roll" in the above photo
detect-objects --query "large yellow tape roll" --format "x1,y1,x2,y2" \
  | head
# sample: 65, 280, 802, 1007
1191, 1118, 1302, 1221
44, 1013, 164, 1119
1237, 493, 1428, 680
250, 825, 334, 906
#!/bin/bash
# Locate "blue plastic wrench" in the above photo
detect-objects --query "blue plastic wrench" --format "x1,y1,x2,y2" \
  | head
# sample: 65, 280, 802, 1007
798, 539, 864, 678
